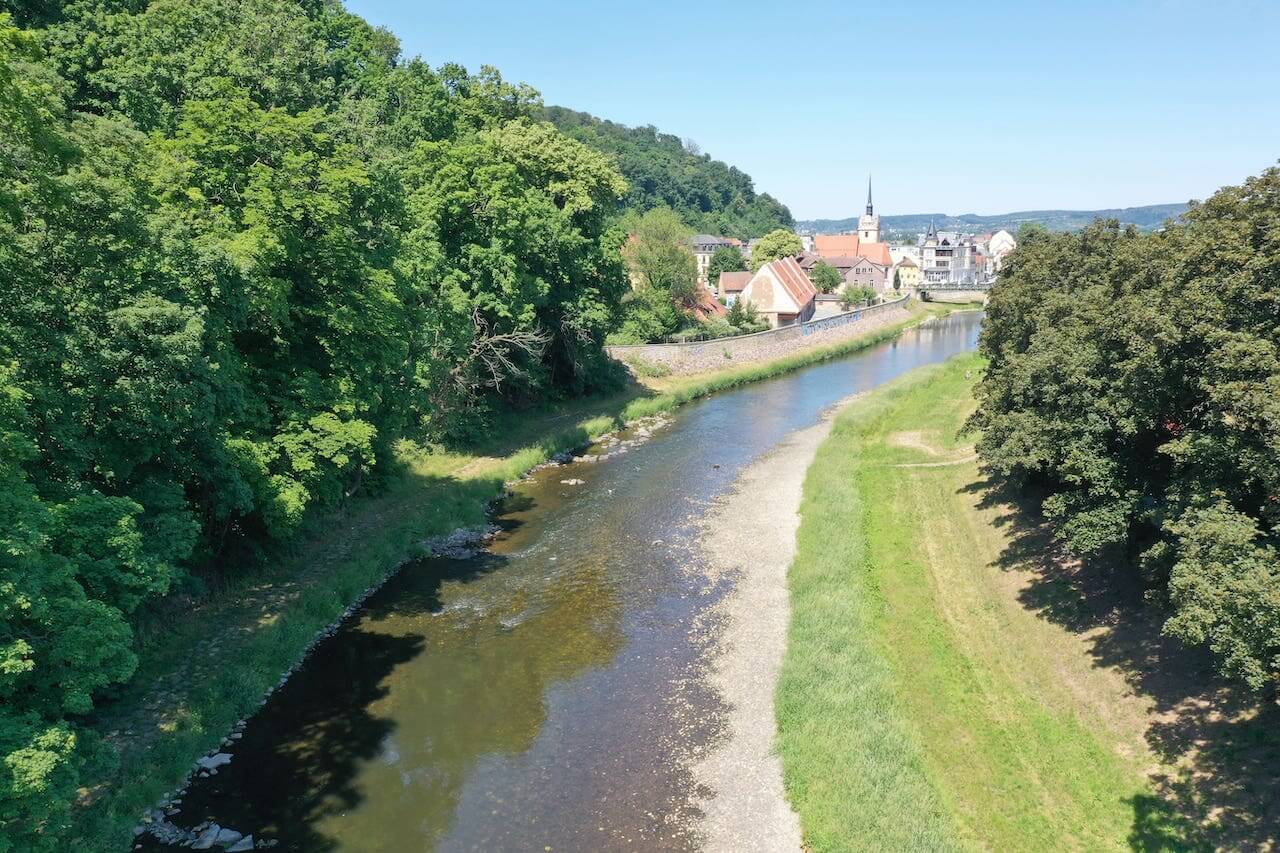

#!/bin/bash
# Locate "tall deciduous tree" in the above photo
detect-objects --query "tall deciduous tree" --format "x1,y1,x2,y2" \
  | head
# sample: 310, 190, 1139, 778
751, 228, 803, 270
811, 260, 843, 293
706, 244, 746, 289
970, 167, 1280, 691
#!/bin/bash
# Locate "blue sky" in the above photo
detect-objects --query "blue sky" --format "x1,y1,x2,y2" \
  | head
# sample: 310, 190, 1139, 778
348, 0, 1280, 220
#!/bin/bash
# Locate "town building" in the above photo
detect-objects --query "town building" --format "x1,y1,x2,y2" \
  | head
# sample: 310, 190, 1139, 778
857, 176, 880, 243
690, 234, 739, 286
797, 253, 891, 294
893, 256, 923, 289
889, 243, 921, 267
987, 229, 1017, 271
717, 270, 752, 304
919, 221, 980, 284
738, 257, 817, 328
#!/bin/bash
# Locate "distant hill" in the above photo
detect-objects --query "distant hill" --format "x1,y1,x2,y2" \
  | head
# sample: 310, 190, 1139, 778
543, 106, 794, 240
798, 203, 1189, 238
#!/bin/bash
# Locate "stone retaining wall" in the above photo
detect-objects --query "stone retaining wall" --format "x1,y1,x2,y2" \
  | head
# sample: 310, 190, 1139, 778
605, 296, 912, 376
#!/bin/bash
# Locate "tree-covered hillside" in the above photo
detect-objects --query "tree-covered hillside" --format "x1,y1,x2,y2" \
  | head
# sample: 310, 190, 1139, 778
799, 203, 1188, 238
0, 1, 632, 845
544, 106, 794, 240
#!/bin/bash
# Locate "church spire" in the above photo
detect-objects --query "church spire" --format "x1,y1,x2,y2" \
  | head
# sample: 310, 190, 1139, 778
865, 174, 873, 216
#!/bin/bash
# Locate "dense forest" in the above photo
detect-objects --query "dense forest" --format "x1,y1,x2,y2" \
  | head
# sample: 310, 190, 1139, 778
970, 167, 1280, 692
0, 0, 644, 845
544, 106, 795, 240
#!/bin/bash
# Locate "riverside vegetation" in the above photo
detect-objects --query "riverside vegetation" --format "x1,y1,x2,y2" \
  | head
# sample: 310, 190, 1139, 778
0, 0, 806, 848
780, 167, 1280, 850
781, 352, 1280, 851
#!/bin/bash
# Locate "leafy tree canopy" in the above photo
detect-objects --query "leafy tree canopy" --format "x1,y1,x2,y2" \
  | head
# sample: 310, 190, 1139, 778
970, 166, 1280, 692
0, 3, 632, 844
811, 260, 843, 293
543, 106, 794, 240
751, 228, 803, 270
706, 244, 746, 288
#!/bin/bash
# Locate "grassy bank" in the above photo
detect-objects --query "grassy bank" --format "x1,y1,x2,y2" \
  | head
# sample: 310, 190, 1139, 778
778, 353, 1176, 851
72, 300, 969, 849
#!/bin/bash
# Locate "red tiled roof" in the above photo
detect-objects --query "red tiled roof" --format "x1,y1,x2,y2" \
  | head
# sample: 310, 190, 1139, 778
718, 270, 752, 292
767, 256, 817, 307
897, 256, 918, 268
813, 234, 892, 266
814, 234, 862, 257
691, 286, 727, 321
858, 242, 893, 266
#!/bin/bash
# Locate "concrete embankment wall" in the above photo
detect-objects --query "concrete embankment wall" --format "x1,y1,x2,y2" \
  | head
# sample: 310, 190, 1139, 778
605, 296, 911, 376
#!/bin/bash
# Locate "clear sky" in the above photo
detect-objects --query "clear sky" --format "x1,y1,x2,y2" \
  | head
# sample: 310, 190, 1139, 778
348, 0, 1280, 220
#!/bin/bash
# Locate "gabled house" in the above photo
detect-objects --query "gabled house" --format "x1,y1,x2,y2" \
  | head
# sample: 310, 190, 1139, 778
894, 255, 922, 289
799, 252, 890, 293
717, 270, 752, 304
739, 257, 817, 328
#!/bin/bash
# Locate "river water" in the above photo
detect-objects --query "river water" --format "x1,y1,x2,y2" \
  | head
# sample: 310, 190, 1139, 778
141, 311, 982, 852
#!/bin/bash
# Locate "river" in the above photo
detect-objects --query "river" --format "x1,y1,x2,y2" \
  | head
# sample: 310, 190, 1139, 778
140, 310, 983, 852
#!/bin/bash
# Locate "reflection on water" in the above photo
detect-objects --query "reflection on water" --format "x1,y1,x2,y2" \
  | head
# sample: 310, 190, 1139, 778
143, 312, 983, 852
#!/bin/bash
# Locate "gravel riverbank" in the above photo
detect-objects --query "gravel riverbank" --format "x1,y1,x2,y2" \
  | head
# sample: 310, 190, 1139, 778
693, 396, 858, 852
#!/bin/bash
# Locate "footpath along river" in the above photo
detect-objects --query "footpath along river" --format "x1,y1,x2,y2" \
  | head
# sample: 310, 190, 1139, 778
138, 311, 982, 852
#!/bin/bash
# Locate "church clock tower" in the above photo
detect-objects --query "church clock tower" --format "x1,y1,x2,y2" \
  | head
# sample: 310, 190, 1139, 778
857, 175, 881, 243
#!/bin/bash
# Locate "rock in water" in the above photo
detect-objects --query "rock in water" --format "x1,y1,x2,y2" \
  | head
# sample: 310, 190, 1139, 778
227, 837, 255, 852
196, 752, 232, 770
191, 824, 220, 849
214, 827, 243, 845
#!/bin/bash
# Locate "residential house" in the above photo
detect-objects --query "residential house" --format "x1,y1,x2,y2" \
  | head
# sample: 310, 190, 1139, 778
690, 234, 738, 286
800, 250, 891, 294
691, 286, 728, 322
889, 243, 921, 267
920, 221, 979, 284
717, 270, 752, 304
893, 255, 923, 290
987, 229, 1016, 272
739, 257, 817, 328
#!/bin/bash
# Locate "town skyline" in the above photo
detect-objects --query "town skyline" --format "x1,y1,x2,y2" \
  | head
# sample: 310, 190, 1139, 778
347, 0, 1279, 219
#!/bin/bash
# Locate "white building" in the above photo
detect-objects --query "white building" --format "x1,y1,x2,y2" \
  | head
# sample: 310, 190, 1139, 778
739, 257, 817, 327
920, 221, 980, 284
857, 176, 881, 243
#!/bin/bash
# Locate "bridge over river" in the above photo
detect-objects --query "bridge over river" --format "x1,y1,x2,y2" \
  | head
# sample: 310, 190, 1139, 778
918, 282, 993, 303
138, 311, 984, 852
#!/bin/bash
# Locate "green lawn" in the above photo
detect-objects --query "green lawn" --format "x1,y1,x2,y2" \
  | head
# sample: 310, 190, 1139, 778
778, 353, 1172, 851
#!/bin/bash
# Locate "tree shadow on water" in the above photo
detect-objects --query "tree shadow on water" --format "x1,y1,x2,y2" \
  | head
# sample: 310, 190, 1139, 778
155, 624, 425, 852
964, 476, 1280, 852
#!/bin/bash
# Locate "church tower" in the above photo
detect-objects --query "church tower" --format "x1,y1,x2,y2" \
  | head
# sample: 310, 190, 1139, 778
857, 175, 881, 243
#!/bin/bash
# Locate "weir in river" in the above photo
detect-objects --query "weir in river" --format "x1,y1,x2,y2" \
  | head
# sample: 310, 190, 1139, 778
138, 311, 983, 852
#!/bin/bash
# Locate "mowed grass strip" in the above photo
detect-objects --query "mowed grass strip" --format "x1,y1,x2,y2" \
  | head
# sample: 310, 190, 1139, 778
778, 353, 1158, 852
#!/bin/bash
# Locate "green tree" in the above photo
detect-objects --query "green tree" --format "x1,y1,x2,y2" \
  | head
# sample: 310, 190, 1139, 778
811, 260, 843, 293
706, 244, 746, 289
751, 228, 803, 270
839, 286, 875, 310
969, 167, 1280, 691
0, 3, 636, 842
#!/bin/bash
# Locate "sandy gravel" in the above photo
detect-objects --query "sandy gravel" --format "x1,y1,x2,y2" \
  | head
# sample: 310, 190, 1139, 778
693, 397, 858, 852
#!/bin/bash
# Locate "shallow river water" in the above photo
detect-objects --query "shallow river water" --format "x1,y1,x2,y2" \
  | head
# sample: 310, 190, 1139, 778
140, 311, 982, 852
